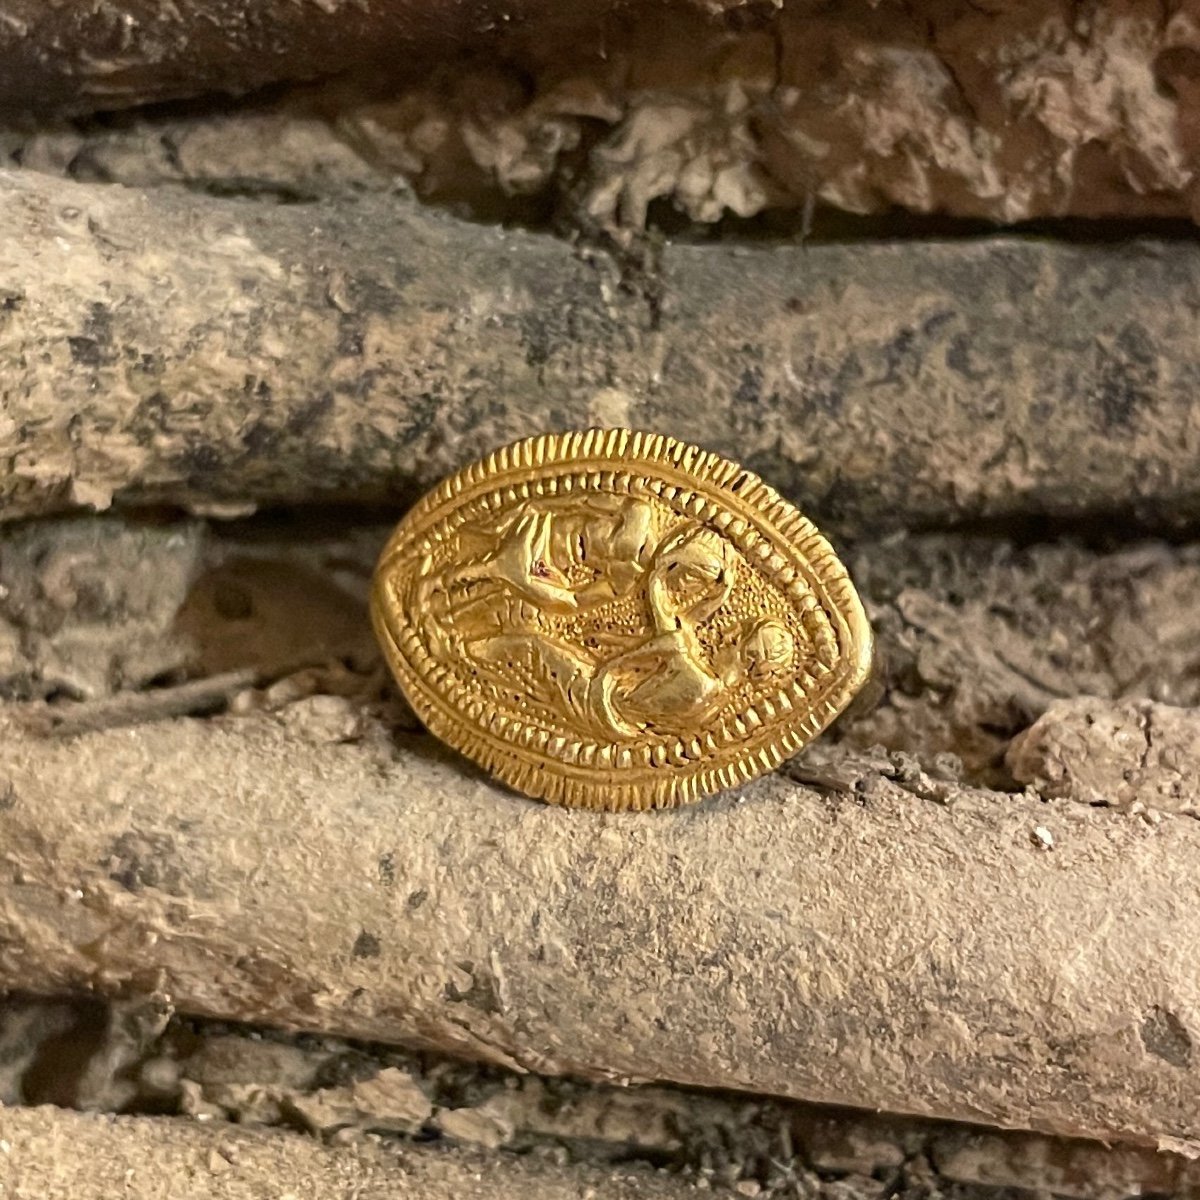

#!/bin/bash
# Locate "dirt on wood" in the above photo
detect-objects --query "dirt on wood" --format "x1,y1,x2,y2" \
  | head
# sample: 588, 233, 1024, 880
5, 168, 1200, 537
5, 1, 1200, 233
3, 995, 1198, 1199
3, 7, 1200, 1194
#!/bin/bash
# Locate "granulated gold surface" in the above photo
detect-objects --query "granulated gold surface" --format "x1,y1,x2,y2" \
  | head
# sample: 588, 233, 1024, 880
371, 430, 872, 809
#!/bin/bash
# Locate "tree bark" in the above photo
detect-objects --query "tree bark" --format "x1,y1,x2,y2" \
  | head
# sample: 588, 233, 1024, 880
1, 1, 1199, 236
0, 1101, 698, 1200
3, 168, 1200, 535
0, 0, 633, 118
1, 706, 1197, 1148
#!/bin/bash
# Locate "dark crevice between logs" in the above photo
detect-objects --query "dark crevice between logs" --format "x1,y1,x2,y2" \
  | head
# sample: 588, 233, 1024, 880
0, 991, 1193, 1200
7, 506, 1200, 804
6, 82, 1200, 246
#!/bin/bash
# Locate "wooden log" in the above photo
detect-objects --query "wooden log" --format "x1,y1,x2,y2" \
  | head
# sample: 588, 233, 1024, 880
5, 991, 1198, 1199
0, 1101, 697, 1200
0, 0, 631, 118
0, 1, 1197, 235
0, 706, 1197, 1147
3, 168, 1200, 535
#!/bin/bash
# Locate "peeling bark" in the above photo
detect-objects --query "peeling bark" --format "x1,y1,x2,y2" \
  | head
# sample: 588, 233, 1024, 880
5, 993, 1199, 1199
4, 2, 1200, 231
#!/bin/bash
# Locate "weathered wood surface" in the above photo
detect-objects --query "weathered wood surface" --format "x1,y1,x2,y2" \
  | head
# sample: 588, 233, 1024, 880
4, 1006, 1200, 1200
0, 705, 1196, 1148
1, 1, 1198, 236
0, 1102, 700, 1200
0, 0, 616, 117
3, 169, 1200, 534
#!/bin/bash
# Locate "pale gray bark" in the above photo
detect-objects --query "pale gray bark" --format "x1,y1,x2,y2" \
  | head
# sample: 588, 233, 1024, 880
0, 1102, 698, 1200
1, 706, 1197, 1147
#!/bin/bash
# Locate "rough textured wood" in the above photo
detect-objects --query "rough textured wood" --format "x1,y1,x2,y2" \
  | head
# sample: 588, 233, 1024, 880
4, 169, 1200, 535
0, 707, 1197, 1148
5, 10, 1199, 1197
5, 995, 1197, 1200
315, 1, 1200, 232
0, 1102, 702, 1200
0, 0, 634, 118
3, 1, 1200, 233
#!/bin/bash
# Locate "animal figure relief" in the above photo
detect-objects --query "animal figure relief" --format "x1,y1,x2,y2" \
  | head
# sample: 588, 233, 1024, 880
372, 430, 873, 810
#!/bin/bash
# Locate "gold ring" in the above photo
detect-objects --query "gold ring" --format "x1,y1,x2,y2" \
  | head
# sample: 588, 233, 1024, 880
371, 429, 873, 810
